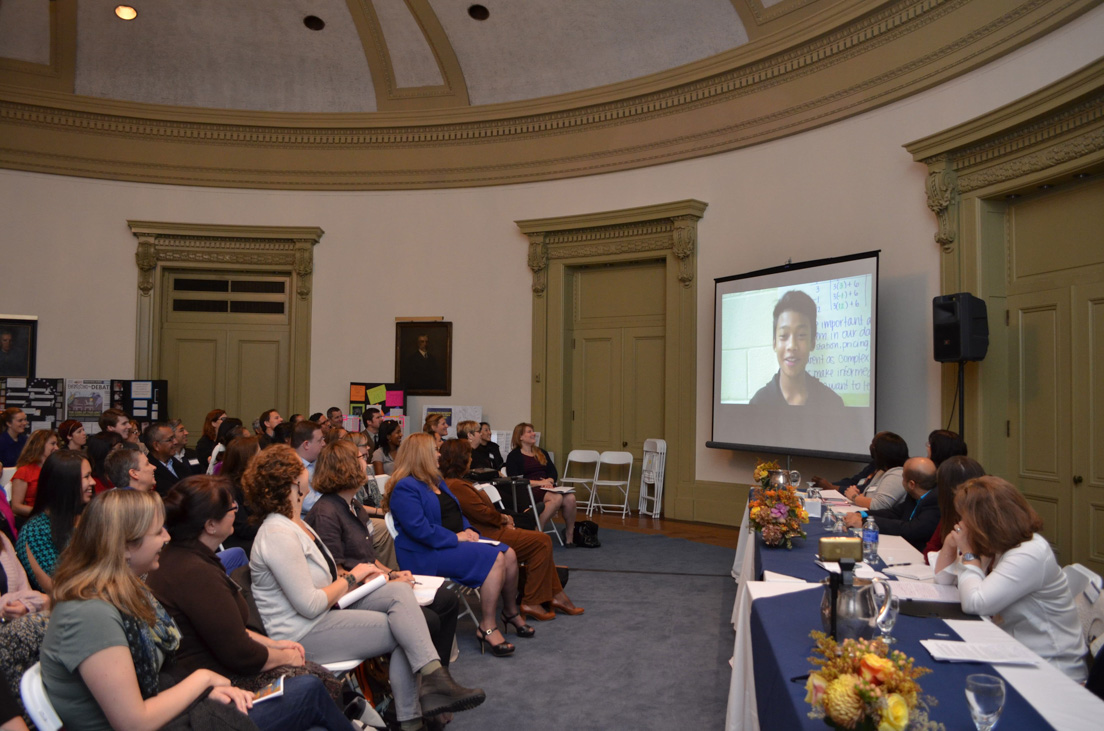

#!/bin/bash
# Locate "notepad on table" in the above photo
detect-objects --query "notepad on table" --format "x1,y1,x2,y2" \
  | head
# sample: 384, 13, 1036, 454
920, 639, 1039, 665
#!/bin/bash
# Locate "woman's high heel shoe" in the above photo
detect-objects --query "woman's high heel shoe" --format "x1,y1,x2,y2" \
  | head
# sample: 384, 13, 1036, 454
549, 598, 585, 616
475, 626, 515, 657
501, 612, 536, 638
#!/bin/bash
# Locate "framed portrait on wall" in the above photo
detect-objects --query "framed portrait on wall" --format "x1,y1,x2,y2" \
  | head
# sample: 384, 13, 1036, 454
395, 321, 452, 396
0, 316, 37, 379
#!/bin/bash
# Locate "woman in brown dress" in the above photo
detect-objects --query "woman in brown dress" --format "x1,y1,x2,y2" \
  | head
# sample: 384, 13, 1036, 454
439, 439, 583, 623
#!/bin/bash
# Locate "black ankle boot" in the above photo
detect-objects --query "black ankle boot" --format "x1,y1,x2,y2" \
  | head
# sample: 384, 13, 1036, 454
419, 667, 486, 716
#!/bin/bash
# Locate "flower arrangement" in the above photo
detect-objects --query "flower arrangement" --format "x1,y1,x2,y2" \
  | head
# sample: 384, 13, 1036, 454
749, 460, 808, 548
805, 631, 937, 731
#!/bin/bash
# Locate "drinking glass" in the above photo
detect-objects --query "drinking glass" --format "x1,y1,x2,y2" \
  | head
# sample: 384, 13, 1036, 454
965, 674, 1005, 731
875, 595, 899, 644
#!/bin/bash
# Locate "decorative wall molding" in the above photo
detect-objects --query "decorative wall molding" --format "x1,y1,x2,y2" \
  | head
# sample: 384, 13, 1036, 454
0, 0, 1096, 189
516, 200, 708, 295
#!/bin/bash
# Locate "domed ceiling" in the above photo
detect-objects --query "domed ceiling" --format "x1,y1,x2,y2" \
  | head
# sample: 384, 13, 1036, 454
0, 0, 1097, 188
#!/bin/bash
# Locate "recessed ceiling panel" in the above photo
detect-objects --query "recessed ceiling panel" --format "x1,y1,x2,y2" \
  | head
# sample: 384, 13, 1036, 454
429, 0, 748, 105
373, 0, 444, 88
74, 0, 377, 112
0, 0, 51, 65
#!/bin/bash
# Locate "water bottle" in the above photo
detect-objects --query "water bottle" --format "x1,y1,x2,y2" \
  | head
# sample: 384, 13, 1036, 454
862, 515, 879, 564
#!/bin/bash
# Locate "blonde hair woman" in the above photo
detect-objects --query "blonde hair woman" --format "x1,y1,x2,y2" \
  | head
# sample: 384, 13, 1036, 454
384, 433, 527, 656
423, 413, 449, 448
40, 489, 349, 730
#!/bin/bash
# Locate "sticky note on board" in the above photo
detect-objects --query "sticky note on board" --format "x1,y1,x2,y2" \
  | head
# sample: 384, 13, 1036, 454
385, 390, 403, 407
350, 384, 366, 402
366, 385, 387, 404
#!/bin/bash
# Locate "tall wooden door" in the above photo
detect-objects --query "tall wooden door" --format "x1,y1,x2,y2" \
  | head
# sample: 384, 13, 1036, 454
568, 261, 665, 510
158, 271, 292, 443
1071, 281, 1104, 577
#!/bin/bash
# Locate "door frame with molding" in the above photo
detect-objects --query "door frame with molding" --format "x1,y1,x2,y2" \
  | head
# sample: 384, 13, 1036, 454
128, 221, 323, 417
516, 200, 719, 522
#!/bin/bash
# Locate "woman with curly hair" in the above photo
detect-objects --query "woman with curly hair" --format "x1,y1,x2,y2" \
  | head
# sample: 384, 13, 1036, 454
9, 428, 58, 520
40, 488, 351, 731
245, 444, 484, 730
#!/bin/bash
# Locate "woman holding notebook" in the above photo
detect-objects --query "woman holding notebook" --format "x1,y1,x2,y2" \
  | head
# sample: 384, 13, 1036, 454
504, 422, 578, 547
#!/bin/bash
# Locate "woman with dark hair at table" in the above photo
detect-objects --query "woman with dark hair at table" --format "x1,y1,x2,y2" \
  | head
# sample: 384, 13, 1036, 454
844, 431, 908, 510
218, 435, 262, 554
385, 433, 525, 656
306, 440, 456, 662
927, 429, 967, 468
923, 455, 985, 558
148, 476, 345, 706
441, 439, 582, 622
505, 422, 577, 547
85, 430, 124, 494
196, 409, 227, 468
934, 476, 1086, 681
9, 429, 58, 521
15, 450, 94, 591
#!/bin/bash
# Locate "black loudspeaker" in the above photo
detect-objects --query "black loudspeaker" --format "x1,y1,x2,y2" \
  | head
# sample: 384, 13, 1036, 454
933, 293, 989, 362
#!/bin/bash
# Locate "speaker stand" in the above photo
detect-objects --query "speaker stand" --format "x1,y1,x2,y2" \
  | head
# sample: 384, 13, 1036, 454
957, 360, 966, 438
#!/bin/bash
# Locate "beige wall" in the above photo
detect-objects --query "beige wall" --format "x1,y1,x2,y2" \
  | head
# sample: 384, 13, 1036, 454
1, 6, 1102, 492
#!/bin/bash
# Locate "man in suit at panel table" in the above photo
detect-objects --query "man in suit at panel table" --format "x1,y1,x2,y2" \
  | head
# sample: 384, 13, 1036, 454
143, 422, 190, 496
844, 457, 939, 552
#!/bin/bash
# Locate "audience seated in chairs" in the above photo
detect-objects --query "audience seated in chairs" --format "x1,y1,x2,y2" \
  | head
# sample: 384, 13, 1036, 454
440, 439, 583, 623
423, 414, 449, 449
844, 457, 939, 551
143, 423, 190, 496
148, 476, 344, 706
927, 428, 968, 467
933, 476, 1087, 682
207, 418, 246, 475
923, 455, 986, 557
0, 408, 29, 469
57, 419, 87, 452
40, 488, 352, 731
15, 451, 93, 592
103, 447, 157, 492
505, 422, 577, 547
306, 440, 456, 663
843, 431, 909, 510
168, 418, 203, 476
385, 433, 526, 657
218, 435, 262, 555
244, 444, 484, 729
9, 429, 58, 521
470, 422, 504, 473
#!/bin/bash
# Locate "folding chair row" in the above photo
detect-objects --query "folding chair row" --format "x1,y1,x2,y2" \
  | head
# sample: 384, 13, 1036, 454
561, 450, 635, 519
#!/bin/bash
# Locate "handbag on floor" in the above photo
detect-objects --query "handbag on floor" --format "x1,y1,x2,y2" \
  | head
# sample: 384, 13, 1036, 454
572, 520, 601, 548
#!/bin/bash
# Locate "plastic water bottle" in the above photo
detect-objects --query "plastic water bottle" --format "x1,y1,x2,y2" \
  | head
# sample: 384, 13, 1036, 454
862, 516, 879, 564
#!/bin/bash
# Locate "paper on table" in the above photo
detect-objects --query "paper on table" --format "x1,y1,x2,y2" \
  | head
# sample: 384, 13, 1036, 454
884, 564, 936, 581
815, 561, 884, 580
920, 639, 1039, 665
890, 580, 960, 603
477, 538, 501, 545
763, 571, 807, 583
545, 486, 575, 494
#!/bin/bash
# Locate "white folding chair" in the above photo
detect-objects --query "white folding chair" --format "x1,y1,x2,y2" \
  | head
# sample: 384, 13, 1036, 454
590, 451, 634, 518
1065, 563, 1104, 655
559, 450, 600, 515
637, 439, 667, 517
20, 662, 63, 731
383, 511, 399, 539
475, 483, 506, 509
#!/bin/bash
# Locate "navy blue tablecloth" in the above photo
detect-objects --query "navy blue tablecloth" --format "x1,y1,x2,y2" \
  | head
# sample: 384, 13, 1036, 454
748, 588, 1054, 730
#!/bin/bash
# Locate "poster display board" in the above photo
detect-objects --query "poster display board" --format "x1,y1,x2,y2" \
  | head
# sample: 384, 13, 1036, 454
0, 377, 65, 431
111, 380, 169, 433
349, 382, 405, 420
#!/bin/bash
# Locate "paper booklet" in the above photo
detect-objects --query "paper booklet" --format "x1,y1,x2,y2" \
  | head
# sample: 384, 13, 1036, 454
920, 639, 1039, 665
889, 580, 960, 603
412, 575, 445, 606
252, 675, 285, 703
544, 486, 575, 494
337, 573, 387, 609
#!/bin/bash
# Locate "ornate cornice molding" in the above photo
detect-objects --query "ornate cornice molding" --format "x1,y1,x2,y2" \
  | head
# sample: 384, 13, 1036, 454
127, 222, 323, 299
1, 0, 1097, 189
516, 200, 707, 295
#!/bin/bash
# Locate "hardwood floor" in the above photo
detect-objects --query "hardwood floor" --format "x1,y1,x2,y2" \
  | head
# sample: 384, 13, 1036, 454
577, 510, 740, 549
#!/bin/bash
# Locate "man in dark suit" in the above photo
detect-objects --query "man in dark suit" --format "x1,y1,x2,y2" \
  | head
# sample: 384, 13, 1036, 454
845, 457, 939, 551
168, 418, 203, 476
143, 422, 189, 496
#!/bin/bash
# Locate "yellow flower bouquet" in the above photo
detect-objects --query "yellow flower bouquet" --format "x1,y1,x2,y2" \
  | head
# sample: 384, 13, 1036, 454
805, 632, 936, 731
749, 460, 808, 548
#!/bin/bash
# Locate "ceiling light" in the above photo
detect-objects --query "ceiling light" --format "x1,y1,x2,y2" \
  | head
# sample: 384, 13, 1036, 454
115, 6, 137, 21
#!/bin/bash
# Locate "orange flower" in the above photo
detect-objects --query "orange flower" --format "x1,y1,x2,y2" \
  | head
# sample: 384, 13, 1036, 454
859, 654, 895, 685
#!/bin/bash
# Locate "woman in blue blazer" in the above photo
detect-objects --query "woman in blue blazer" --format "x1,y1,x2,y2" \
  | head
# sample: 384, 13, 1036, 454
385, 433, 530, 657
